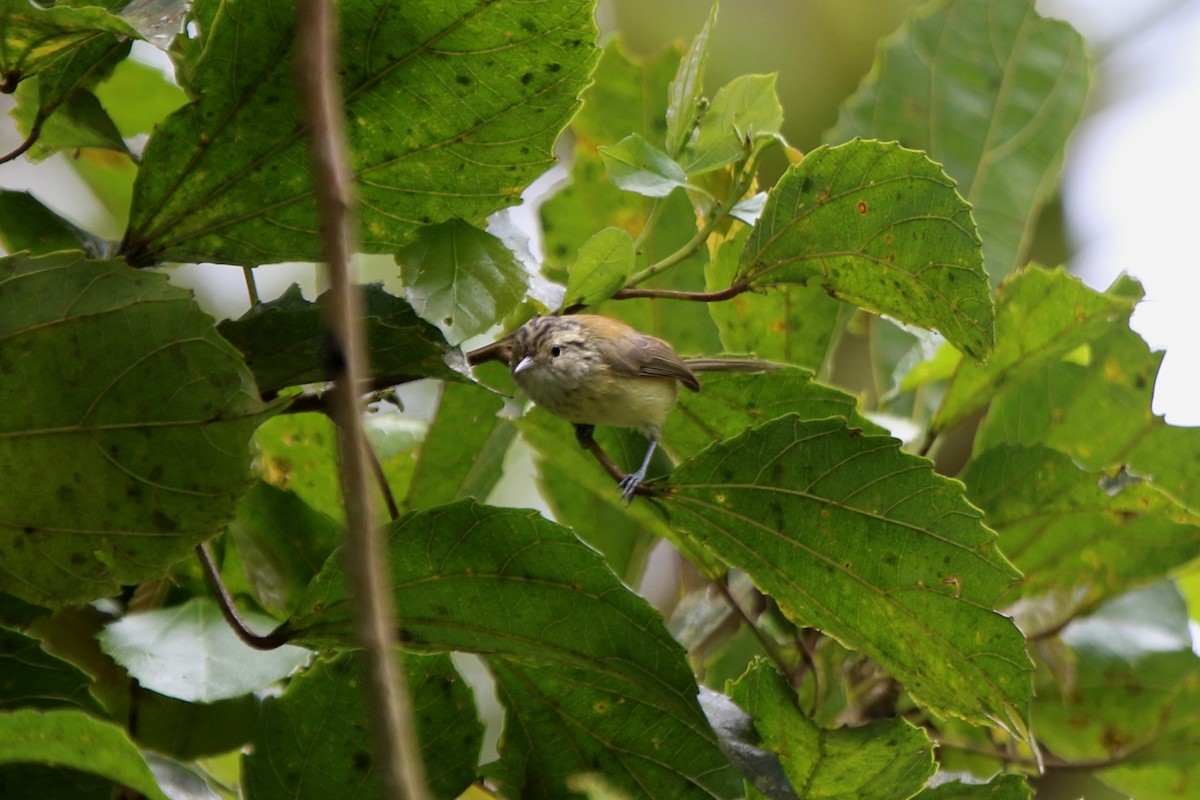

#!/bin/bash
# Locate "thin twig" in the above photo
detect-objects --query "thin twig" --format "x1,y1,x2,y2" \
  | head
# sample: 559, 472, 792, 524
365, 436, 401, 521
294, 3, 429, 798
195, 543, 291, 650
715, 578, 797, 684
242, 265, 261, 306
610, 282, 750, 303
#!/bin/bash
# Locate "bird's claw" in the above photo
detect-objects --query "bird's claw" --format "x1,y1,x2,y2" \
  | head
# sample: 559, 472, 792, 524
618, 469, 647, 505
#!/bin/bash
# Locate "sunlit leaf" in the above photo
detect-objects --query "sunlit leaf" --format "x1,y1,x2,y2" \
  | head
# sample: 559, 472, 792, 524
564, 226, 635, 308
124, 0, 597, 266
396, 219, 529, 345
740, 139, 992, 360
933, 267, 1134, 433
0, 252, 275, 606
0, 709, 168, 800
664, 415, 1030, 731
0, 0, 137, 85
664, 4, 716, 158
829, 0, 1089, 283
962, 445, 1200, 605
600, 133, 692, 198
685, 74, 784, 175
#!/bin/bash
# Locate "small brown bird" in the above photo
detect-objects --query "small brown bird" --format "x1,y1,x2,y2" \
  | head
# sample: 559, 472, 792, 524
510, 314, 770, 501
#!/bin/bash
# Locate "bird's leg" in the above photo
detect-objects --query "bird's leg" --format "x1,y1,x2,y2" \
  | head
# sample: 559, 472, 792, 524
618, 437, 658, 504
574, 424, 654, 502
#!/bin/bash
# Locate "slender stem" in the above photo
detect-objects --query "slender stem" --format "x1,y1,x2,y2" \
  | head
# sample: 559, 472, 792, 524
365, 435, 401, 521
715, 578, 797, 685
242, 266, 261, 306
295, 3, 428, 798
195, 543, 291, 650
611, 282, 749, 303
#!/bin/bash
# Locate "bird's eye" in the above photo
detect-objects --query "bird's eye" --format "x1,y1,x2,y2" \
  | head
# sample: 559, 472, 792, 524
550, 345, 562, 357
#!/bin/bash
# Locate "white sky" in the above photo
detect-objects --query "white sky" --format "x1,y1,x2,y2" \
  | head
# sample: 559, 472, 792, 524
1043, 0, 1200, 425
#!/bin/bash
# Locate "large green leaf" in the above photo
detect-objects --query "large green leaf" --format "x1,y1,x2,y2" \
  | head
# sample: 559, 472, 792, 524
932, 267, 1134, 433
664, 415, 1030, 732
0, 709, 168, 800
217, 283, 466, 395
829, 0, 1090, 282
242, 651, 480, 800
976, 299, 1200, 512
961, 445, 1200, 605
0, 252, 274, 606
739, 139, 993, 360
0, 0, 137, 87
730, 659, 935, 800
0, 191, 95, 255
123, 0, 598, 266
914, 774, 1030, 800
283, 501, 740, 799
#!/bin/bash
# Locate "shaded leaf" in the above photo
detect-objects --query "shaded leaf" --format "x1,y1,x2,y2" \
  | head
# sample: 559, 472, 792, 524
0, 191, 94, 255
284, 501, 739, 798
933, 267, 1134, 433
686, 74, 784, 175
730, 659, 935, 800
396, 219, 528, 345
0, 708, 168, 800
0, 628, 96, 712
124, 0, 597, 266
564, 226, 636, 308
1060, 582, 1192, 666
132, 688, 261, 762
226, 481, 341, 618
488, 656, 740, 800
600, 132, 692, 198
242, 651, 480, 800
664, 415, 1030, 731
0, 252, 275, 606
571, 38, 679, 156
10, 82, 128, 161
0, 0, 137, 86
218, 283, 465, 394
829, 0, 1089, 282
915, 774, 1030, 799
99, 598, 310, 703
739, 139, 992, 360
961, 445, 1200, 604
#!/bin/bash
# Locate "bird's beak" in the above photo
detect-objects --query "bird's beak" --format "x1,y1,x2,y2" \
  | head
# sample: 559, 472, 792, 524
513, 355, 534, 374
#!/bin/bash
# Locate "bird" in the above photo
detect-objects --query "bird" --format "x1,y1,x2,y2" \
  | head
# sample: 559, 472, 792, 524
509, 314, 771, 502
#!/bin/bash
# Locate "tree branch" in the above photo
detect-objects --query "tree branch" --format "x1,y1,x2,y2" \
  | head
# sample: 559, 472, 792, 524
195, 543, 291, 650
294, 3, 428, 798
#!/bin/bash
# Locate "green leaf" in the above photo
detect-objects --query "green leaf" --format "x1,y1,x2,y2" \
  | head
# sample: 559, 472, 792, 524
0, 0, 138, 86
226, 481, 341, 618
98, 598, 309, 703
0, 628, 96, 712
124, 0, 598, 266
705, 225, 842, 370
730, 659, 935, 800
961, 445, 1200, 605
664, 416, 1030, 731
217, 283, 466, 395
405, 381, 511, 511
685, 74, 784, 175
1059, 582, 1192, 666
976, 303, 1200, 512
0, 252, 275, 607
664, 4, 716, 158
665, 369, 885, 463
396, 219, 529, 345
131, 689, 261, 761
933, 267, 1135, 433
829, 0, 1089, 283
487, 655, 739, 800
0, 191, 94, 255
739, 139, 993, 360
242, 651, 480, 800
0, 708, 168, 800
564, 226, 636, 308
600, 133, 693, 198
914, 773, 1030, 799
285, 501, 739, 798
92, 54, 187, 137
10, 82, 128, 161
1034, 648, 1200, 799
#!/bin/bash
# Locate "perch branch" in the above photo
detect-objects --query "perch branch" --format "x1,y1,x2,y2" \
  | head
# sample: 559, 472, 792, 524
295, 2, 429, 798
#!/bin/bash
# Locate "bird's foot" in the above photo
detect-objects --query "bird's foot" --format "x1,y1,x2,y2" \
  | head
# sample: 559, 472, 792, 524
617, 468, 647, 505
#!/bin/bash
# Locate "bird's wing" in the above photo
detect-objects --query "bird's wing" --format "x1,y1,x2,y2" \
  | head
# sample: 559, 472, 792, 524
598, 331, 700, 391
